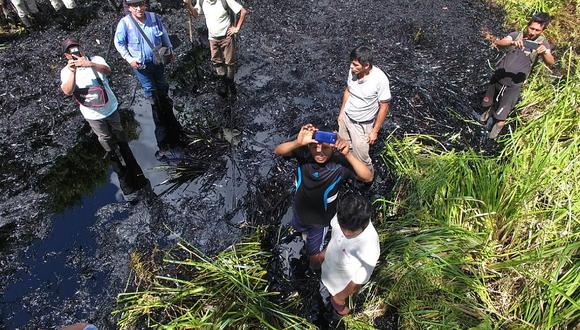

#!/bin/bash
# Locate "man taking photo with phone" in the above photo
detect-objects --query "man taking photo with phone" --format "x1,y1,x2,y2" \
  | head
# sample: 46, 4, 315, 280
274, 124, 373, 271
480, 12, 554, 139
60, 38, 141, 170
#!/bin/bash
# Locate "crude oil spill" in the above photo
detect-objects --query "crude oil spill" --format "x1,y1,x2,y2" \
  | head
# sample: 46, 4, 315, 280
1, 0, 506, 326
0, 176, 122, 328
126, 98, 174, 193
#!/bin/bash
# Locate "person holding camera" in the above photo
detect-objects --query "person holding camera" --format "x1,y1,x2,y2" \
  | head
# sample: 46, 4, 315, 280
183, 0, 247, 97
337, 46, 392, 180
114, 0, 182, 161
480, 12, 554, 139
274, 124, 373, 270
60, 39, 131, 163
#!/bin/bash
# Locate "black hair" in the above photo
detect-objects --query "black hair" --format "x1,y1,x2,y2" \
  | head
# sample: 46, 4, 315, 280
528, 12, 551, 29
350, 46, 373, 67
337, 194, 372, 231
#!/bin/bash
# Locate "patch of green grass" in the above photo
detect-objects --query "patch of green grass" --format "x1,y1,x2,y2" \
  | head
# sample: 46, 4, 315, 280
374, 45, 579, 329
114, 230, 314, 329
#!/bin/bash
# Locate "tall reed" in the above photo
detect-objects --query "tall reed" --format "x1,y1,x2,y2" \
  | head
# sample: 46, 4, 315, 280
377, 47, 579, 329
114, 231, 313, 329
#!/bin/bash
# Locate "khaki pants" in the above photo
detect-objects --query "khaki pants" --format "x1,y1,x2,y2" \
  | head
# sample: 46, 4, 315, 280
85, 111, 127, 152
49, 0, 76, 11
10, 0, 38, 18
338, 116, 374, 173
209, 36, 235, 78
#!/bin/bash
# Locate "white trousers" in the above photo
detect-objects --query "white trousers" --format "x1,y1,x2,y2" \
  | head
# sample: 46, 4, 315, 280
49, 0, 76, 11
10, 0, 38, 18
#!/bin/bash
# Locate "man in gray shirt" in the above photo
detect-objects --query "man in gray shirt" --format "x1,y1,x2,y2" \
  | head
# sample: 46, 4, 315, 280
338, 46, 391, 179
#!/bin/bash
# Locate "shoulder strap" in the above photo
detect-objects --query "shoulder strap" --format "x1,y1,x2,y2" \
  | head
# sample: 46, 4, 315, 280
129, 13, 156, 52
535, 35, 546, 44
221, 0, 237, 26
74, 56, 105, 88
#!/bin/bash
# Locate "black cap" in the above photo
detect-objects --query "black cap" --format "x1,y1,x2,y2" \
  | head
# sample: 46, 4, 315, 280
125, 0, 145, 4
62, 37, 81, 54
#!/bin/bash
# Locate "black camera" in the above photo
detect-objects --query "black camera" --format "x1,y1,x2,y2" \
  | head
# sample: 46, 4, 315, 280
68, 46, 81, 57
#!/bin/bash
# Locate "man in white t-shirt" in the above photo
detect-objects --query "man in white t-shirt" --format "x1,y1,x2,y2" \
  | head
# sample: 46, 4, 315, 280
60, 38, 129, 158
320, 194, 380, 316
338, 46, 392, 179
184, 0, 247, 97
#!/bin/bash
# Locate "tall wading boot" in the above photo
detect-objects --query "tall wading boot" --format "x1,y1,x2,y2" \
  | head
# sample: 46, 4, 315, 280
149, 95, 169, 152
225, 65, 237, 97
154, 92, 182, 148
19, 15, 33, 28
55, 7, 72, 30
216, 75, 228, 98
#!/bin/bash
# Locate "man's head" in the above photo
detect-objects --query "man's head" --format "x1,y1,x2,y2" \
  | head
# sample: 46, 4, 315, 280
526, 12, 550, 40
126, 0, 147, 18
350, 46, 373, 76
337, 194, 372, 238
62, 37, 84, 59
308, 141, 333, 164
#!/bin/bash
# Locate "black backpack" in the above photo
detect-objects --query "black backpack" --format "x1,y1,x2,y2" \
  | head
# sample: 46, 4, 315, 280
199, 0, 239, 26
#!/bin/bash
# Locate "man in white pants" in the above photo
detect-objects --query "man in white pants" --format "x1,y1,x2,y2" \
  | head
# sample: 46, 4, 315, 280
338, 46, 392, 180
9, 0, 39, 28
49, 0, 76, 11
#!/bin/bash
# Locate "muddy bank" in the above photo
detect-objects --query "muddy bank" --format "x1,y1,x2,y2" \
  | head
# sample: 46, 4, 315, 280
1, 0, 505, 327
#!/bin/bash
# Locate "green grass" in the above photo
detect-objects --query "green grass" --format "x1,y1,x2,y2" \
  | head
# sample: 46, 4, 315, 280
374, 13, 579, 326
114, 231, 314, 329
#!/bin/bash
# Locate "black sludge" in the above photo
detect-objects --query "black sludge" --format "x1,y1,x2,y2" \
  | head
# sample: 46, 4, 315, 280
0, 0, 502, 327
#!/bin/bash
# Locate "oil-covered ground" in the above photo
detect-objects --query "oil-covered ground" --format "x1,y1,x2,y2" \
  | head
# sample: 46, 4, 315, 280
0, 0, 504, 327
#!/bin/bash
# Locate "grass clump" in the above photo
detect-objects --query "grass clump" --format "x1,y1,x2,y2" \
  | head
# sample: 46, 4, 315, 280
375, 47, 579, 328
114, 231, 313, 329
371, 1, 579, 328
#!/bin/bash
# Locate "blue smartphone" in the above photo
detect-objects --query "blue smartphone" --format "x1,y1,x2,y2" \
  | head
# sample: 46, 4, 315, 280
314, 130, 337, 144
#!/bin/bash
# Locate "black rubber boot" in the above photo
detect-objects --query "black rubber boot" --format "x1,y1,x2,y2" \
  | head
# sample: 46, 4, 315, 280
225, 77, 237, 97
216, 75, 228, 98
19, 15, 33, 29
156, 92, 182, 147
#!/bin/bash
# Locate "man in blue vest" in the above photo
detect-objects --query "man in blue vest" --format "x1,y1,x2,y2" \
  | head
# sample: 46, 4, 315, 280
114, 0, 182, 160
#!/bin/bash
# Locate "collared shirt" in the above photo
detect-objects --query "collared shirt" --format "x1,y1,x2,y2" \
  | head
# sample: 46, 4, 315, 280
194, 0, 243, 40
114, 11, 172, 65
321, 216, 380, 295
345, 66, 391, 122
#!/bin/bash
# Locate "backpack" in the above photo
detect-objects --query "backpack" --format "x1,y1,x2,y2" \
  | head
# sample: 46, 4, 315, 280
494, 32, 547, 86
199, 0, 239, 27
